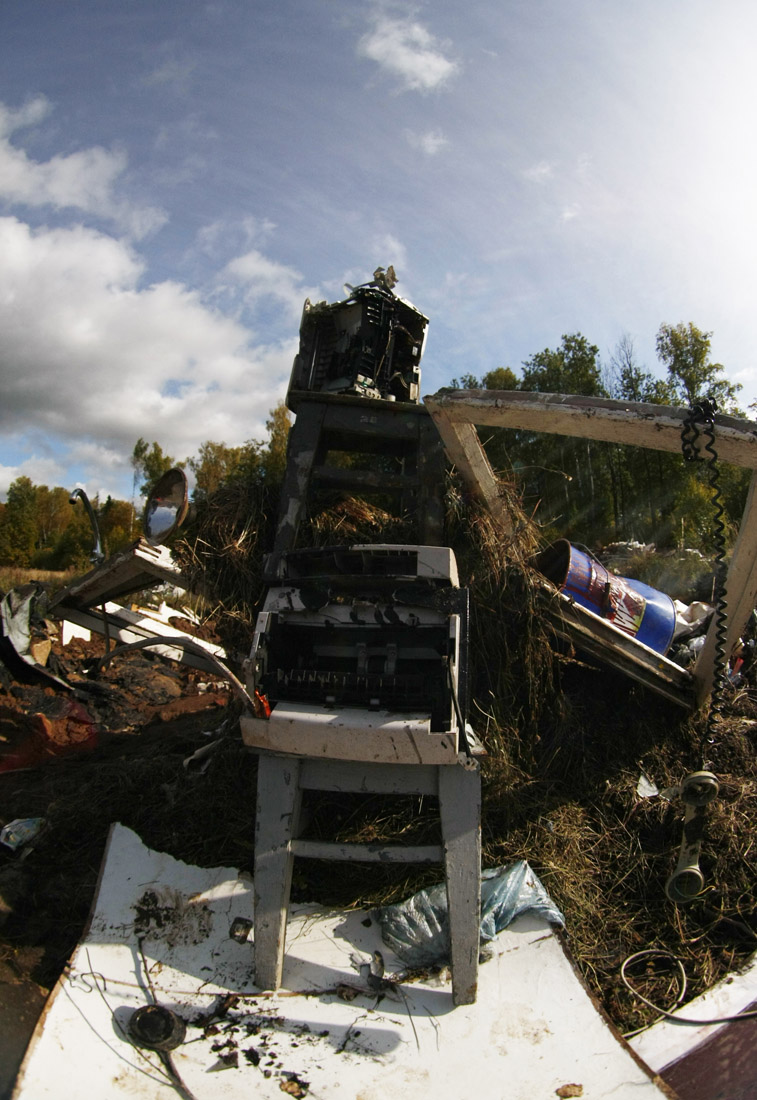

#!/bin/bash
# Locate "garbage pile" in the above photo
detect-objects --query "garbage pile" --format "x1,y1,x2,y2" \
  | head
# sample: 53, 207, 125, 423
0, 583, 232, 774
1, 475, 757, 1041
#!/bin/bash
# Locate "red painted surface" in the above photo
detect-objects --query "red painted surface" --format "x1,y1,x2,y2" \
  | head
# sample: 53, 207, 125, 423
662, 1000, 757, 1100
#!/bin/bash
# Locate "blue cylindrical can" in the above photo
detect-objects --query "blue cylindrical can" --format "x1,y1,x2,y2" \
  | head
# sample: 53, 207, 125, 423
533, 539, 676, 655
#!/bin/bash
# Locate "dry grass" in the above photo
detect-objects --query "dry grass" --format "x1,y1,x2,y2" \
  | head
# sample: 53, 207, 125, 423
173, 478, 277, 654
0, 566, 75, 593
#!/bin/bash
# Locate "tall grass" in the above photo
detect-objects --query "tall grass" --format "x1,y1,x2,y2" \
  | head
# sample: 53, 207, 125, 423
0, 566, 76, 593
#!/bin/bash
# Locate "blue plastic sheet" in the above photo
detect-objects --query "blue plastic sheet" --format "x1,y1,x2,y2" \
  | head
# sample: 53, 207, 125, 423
377, 860, 565, 967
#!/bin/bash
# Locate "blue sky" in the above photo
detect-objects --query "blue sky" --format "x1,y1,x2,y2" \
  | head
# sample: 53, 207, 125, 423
1, 0, 756, 501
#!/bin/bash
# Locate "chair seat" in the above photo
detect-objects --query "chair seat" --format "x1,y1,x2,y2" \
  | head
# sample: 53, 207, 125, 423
241, 702, 460, 764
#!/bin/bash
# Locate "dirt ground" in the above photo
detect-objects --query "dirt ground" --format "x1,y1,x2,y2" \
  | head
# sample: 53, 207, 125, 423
0, 624, 235, 986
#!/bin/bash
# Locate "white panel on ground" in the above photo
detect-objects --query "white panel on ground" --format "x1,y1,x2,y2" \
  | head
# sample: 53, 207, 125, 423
14, 825, 671, 1100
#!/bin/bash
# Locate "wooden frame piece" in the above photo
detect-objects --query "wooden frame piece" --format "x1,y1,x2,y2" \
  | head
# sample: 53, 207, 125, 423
537, 588, 696, 708
58, 601, 227, 675
425, 390, 757, 704
48, 538, 188, 611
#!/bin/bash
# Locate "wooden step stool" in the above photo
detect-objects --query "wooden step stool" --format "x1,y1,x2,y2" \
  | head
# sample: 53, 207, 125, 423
268, 391, 447, 568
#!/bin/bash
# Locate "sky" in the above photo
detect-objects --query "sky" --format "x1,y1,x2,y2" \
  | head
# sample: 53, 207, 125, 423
1, 0, 756, 503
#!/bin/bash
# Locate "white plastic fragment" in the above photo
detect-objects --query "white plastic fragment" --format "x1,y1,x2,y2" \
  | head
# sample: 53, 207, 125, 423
637, 771, 659, 799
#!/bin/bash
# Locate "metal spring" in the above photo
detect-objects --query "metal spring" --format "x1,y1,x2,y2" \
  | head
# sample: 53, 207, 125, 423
681, 400, 729, 761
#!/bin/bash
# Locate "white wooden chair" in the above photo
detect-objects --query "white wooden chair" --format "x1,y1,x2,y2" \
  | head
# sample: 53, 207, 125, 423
241, 712, 481, 1006
242, 543, 482, 1005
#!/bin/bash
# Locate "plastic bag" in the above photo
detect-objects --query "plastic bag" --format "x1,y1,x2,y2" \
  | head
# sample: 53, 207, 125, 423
377, 860, 565, 967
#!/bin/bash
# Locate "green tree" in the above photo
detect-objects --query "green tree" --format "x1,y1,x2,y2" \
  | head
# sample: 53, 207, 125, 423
666, 473, 746, 553
445, 372, 481, 390
438, 366, 519, 396
46, 505, 96, 570
463, 368, 521, 476
438, 327, 749, 550
35, 485, 73, 549
652, 324, 746, 550
189, 441, 249, 501
131, 438, 181, 497
655, 323, 741, 411
482, 366, 519, 390
608, 333, 672, 405
440, 340, 609, 535
515, 334, 610, 536
0, 477, 38, 566
131, 437, 149, 501
520, 333, 605, 397
604, 335, 678, 538
261, 403, 292, 484
99, 496, 135, 554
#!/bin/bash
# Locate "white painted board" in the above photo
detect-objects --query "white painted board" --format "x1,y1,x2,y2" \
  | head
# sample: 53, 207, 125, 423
14, 824, 670, 1100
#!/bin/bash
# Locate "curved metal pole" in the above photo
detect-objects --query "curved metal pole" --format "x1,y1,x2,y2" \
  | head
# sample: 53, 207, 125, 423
69, 487, 105, 564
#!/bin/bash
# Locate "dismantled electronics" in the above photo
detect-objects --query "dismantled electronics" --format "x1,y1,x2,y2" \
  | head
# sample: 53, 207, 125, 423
244, 544, 475, 759
288, 268, 428, 405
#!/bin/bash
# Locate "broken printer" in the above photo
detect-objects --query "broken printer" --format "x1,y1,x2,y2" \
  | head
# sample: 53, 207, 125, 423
242, 544, 479, 763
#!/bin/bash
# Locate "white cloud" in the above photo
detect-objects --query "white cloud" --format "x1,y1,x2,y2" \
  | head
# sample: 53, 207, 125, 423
0, 217, 294, 488
196, 215, 277, 259
523, 161, 555, 184
0, 96, 50, 133
0, 442, 131, 500
357, 15, 459, 93
222, 249, 319, 320
405, 129, 450, 155
0, 96, 165, 238
0, 454, 65, 497
369, 234, 408, 278
143, 57, 197, 91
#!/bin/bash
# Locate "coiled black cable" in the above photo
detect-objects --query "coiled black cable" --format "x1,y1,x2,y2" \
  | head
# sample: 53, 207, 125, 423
680, 399, 729, 762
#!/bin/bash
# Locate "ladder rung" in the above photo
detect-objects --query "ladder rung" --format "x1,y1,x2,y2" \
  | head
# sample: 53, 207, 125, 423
290, 839, 443, 862
312, 466, 420, 491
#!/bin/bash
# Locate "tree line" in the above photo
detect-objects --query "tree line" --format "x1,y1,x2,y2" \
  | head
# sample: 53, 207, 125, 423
0, 405, 292, 571
446, 322, 748, 551
0, 321, 748, 571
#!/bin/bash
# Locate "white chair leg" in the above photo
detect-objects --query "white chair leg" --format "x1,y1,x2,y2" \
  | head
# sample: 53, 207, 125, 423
253, 754, 302, 990
439, 762, 481, 1005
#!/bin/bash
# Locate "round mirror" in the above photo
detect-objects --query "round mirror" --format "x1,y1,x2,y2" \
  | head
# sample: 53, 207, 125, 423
143, 468, 189, 546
